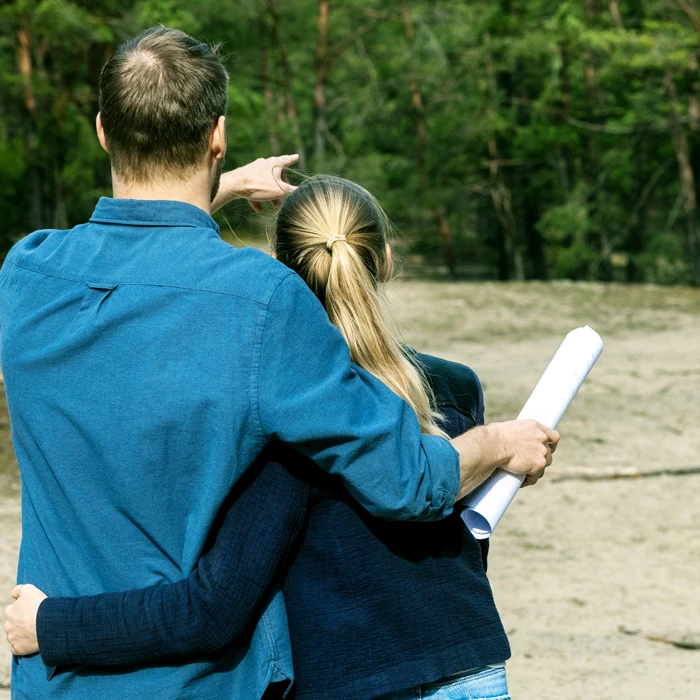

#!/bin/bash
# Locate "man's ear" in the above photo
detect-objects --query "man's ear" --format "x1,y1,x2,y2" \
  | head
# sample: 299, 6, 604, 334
211, 116, 226, 161
96, 113, 109, 153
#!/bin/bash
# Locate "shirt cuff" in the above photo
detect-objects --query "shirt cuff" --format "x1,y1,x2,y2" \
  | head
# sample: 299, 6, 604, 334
37, 597, 74, 669
421, 434, 460, 518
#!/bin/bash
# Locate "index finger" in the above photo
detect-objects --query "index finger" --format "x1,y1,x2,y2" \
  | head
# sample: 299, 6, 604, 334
276, 154, 299, 167
9, 586, 21, 600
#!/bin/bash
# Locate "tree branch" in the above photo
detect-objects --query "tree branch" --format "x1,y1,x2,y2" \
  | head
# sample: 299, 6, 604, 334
675, 0, 700, 33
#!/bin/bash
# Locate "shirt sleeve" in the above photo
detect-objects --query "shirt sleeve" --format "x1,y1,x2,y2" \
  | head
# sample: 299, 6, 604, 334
36, 457, 309, 669
254, 273, 460, 522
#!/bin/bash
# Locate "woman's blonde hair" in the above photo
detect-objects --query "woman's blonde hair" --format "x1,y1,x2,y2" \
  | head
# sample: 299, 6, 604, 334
271, 176, 446, 437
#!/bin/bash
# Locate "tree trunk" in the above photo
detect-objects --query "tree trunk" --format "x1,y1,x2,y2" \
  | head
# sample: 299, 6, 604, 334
267, 0, 305, 166
609, 0, 625, 30
511, 42, 546, 280
675, 0, 700, 279
53, 163, 68, 230
584, 0, 613, 281
313, 0, 329, 166
16, 17, 43, 231
626, 140, 653, 282
402, 5, 456, 278
558, 43, 573, 191
484, 40, 524, 281
666, 69, 700, 285
663, 1, 700, 283
523, 192, 546, 280
675, 0, 700, 31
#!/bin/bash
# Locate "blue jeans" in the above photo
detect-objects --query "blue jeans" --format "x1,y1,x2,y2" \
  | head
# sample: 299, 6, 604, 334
378, 666, 510, 700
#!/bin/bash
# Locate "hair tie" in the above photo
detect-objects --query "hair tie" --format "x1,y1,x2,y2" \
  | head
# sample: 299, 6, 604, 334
326, 235, 348, 251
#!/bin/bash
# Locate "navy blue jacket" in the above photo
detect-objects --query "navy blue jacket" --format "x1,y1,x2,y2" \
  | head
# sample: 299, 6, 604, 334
37, 353, 509, 700
283, 354, 510, 699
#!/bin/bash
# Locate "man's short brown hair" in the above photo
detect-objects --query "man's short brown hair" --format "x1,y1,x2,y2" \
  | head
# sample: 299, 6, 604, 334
99, 26, 228, 182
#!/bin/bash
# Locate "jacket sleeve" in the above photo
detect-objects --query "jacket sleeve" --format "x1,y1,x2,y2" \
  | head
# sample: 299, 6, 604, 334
36, 458, 309, 669
255, 273, 460, 522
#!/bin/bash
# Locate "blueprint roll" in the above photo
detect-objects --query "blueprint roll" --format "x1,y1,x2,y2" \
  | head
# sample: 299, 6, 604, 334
462, 325, 604, 540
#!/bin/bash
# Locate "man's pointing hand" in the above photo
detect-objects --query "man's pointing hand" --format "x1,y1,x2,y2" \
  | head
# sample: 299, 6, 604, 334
212, 155, 299, 214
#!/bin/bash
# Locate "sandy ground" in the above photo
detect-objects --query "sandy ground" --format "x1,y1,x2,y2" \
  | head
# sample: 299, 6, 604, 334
1, 280, 699, 699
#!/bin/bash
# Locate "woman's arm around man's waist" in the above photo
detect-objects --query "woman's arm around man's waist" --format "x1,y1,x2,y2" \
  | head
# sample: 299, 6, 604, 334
34, 454, 309, 668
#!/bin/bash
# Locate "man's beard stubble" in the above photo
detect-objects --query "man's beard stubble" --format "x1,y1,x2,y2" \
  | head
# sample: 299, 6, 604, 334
210, 157, 224, 202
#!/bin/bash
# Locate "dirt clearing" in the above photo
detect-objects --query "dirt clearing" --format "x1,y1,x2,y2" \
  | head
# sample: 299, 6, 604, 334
1, 280, 699, 699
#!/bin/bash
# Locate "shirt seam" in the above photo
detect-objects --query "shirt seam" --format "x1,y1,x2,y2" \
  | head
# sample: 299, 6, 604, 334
4, 259, 273, 306
260, 607, 279, 664
249, 303, 269, 444
251, 272, 297, 441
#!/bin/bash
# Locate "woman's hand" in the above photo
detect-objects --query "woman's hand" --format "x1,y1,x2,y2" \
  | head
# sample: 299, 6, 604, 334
4, 584, 47, 656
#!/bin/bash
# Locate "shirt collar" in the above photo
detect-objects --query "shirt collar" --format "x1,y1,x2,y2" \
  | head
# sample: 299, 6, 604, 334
90, 197, 220, 233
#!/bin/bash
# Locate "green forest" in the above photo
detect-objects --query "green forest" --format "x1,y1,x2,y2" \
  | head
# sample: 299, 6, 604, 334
3, 0, 700, 285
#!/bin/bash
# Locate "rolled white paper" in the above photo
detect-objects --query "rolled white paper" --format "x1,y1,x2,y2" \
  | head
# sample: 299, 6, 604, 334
461, 325, 604, 539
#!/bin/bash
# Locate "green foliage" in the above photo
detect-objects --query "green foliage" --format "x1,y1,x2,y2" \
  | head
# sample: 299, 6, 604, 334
2, 0, 700, 284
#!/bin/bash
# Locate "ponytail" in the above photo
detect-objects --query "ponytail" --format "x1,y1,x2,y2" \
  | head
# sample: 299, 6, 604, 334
273, 176, 447, 438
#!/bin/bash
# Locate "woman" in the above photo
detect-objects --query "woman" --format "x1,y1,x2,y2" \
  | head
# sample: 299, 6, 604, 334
8, 177, 513, 700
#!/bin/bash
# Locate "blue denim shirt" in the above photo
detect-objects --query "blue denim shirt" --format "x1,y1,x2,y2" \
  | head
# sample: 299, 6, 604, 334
0, 198, 459, 700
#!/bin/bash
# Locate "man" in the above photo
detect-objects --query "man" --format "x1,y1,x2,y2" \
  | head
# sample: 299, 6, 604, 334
1, 27, 556, 699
